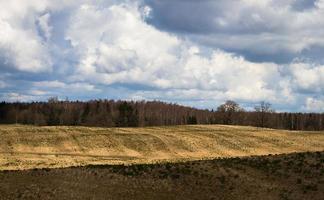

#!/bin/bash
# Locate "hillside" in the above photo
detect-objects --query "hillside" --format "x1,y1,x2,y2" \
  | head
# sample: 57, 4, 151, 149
0, 125, 323, 170
1, 152, 323, 200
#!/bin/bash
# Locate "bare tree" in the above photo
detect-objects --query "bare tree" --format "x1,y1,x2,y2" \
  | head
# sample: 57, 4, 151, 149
217, 100, 244, 124
254, 101, 274, 128
48, 96, 59, 104
0, 99, 323, 130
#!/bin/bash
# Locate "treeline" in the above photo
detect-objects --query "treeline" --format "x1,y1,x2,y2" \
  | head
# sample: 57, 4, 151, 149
0, 99, 213, 127
0, 99, 323, 131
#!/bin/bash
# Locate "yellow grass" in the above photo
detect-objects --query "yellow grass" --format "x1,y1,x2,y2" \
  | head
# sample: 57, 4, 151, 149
0, 124, 323, 170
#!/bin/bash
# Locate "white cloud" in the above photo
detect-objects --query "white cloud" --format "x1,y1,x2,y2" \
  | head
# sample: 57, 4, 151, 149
146, 0, 324, 56
303, 98, 324, 112
0, 0, 92, 72
33, 80, 100, 92
66, 2, 180, 86
0, 0, 53, 72
34, 80, 67, 88
1, 92, 39, 102
0, 0, 323, 112
65, 2, 298, 105
30, 89, 48, 96
289, 63, 324, 93
69, 82, 99, 92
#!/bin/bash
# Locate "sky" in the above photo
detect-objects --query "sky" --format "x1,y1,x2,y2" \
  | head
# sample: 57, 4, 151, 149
0, 0, 323, 112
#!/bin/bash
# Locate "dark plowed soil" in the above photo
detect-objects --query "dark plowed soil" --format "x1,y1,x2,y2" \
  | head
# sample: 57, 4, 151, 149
1, 152, 324, 200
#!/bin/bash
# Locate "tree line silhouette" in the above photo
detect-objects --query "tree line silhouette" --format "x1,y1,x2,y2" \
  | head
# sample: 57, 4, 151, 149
0, 98, 323, 131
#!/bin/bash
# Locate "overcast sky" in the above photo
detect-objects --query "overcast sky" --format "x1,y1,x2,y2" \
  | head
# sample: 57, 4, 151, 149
0, 0, 323, 112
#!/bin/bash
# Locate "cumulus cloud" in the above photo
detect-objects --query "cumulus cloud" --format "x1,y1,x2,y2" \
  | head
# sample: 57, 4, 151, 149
144, 0, 324, 63
0, 0, 53, 72
289, 63, 324, 93
0, 0, 323, 112
0, 0, 92, 72
66, 2, 180, 86
65, 1, 304, 106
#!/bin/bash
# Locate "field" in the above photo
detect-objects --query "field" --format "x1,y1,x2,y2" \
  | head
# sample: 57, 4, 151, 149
1, 152, 323, 199
0, 124, 324, 170
1, 125, 324, 199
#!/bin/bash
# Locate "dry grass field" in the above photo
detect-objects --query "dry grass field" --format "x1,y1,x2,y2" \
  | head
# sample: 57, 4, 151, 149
0, 124, 323, 170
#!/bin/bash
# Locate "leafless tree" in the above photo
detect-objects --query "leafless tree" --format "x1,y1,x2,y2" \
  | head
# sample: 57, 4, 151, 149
0, 99, 323, 130
254, 101, 275, 127
217, 100, 244, 124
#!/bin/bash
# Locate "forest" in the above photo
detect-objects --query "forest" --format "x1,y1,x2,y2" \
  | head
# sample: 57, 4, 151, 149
0, 98, 323, 131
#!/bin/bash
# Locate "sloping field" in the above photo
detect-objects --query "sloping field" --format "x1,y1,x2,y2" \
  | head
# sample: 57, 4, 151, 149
0, 125, 323, 170
1, 152, 323, 200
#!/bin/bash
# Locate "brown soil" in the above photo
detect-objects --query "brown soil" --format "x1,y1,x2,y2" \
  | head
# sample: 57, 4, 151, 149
1, 151, 323, 200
